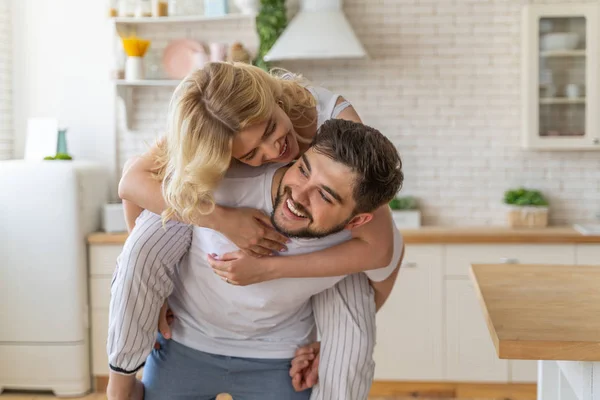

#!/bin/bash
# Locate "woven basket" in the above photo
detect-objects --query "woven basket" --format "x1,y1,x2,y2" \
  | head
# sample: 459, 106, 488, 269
506, 205, 549, 228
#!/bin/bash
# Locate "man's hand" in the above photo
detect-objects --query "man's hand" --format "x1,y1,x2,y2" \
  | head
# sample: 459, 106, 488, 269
208, 251, 277, 286
289, 342, 320, 392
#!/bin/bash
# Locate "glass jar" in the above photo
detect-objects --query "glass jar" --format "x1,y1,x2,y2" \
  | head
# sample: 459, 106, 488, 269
108, 0, 118, 17
135, 0, 152, 17
151, 0, 169, 16
118, 0, 135, 17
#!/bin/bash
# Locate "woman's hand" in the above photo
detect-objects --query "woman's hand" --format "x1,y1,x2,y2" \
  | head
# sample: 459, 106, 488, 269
208, 251, 278, 286
216, 207, 289, 257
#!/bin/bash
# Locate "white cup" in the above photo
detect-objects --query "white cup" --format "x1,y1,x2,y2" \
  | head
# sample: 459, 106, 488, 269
565, 84, 581, 99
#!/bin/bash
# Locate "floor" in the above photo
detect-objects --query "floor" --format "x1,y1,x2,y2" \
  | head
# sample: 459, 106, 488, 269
0, 394, 503, 400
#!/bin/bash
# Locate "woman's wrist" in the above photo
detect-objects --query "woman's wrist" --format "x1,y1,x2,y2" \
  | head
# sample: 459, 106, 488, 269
261, 255, 284, 280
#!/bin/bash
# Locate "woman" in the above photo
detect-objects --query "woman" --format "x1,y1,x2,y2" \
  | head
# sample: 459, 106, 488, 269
117, 62, 402, 399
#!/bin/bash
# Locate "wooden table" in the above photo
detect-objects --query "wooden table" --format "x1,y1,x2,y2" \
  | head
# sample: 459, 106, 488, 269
470, 264, 600, 400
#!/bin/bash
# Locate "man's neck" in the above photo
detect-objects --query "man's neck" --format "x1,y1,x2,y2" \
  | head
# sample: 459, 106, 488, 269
271, 166, 289, 204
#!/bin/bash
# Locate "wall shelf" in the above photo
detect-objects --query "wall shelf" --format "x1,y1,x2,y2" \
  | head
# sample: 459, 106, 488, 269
539, 50, 586, 57
539, 97, 586, 105
111, 14, 255, 25
115, 79, 180, 87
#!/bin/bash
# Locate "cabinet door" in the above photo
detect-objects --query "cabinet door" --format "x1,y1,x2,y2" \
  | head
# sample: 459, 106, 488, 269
373, 245, 444, 380
445, 244, 575, 276
91, 309, 109, 376
510, 360, 538, 383
522, 4, 600, 150
445, 279, 508, 382
576, 244, 600, 265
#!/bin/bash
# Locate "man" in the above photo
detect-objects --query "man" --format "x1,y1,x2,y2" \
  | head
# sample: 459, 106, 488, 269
107, 119, 405, 400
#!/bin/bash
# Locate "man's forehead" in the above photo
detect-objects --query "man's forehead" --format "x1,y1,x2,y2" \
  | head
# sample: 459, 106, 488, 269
304, 150, 355, 201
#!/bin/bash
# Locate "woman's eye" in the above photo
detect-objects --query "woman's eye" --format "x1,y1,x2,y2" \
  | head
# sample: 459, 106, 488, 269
245, 150, 257, 160
299, 166, 308, 177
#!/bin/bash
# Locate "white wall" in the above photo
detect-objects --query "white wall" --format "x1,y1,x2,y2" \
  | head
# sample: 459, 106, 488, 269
11, 0, 117, 196
0, 0, 13, 160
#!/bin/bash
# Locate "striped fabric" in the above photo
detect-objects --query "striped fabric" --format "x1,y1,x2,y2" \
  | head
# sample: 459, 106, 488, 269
107, 210, 377, 399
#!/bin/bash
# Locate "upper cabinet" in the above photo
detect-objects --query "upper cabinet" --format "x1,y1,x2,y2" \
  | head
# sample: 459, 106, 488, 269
522, 4, 600, 150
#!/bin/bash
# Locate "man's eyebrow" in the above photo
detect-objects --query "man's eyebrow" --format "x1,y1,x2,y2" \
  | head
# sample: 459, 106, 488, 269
321, 185, 343, 204
301, 154, 311, 172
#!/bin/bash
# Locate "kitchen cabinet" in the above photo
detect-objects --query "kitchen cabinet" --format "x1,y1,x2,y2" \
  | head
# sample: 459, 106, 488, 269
522, 4, 600, 150
88, 238, 587, 385
445, 279, 509, 382
443, 244, 574, 382
373, 245, 444, 381
575, 244, 600, 264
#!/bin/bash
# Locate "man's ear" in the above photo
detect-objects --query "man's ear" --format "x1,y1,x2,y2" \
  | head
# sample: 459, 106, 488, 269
344, 213, 373, 230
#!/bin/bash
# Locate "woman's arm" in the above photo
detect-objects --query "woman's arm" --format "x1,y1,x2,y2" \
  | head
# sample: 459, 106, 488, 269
118, 143, 289, 256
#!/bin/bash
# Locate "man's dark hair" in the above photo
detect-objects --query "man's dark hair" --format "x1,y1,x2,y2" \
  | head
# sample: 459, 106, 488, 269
312, 119, 404, 214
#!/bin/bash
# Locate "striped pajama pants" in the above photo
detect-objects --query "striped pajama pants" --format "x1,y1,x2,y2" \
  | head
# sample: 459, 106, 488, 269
107, 210, 376, 400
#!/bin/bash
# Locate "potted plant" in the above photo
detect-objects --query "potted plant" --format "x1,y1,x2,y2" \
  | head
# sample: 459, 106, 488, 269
254, 0, 287, 71
389, 196, 421, 228
503, 187, 549, 228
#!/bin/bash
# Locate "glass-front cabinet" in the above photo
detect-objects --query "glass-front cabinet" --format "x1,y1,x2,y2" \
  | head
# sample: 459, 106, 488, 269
522, 4, 600, 150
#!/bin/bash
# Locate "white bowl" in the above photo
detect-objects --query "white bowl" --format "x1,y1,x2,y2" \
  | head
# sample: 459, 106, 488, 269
541, 32, 580, 51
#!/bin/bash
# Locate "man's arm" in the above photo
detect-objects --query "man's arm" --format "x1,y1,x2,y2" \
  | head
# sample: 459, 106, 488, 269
371, 243, 404, 311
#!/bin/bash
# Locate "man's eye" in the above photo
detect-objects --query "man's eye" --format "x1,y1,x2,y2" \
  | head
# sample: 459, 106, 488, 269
319, 191, 332, 203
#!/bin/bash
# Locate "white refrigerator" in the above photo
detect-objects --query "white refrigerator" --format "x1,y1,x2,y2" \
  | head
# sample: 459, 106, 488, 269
0, 160, 109, 396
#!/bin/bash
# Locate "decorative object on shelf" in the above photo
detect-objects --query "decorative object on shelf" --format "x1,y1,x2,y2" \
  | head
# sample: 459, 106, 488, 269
204, 0, 228, 17
254, 0, 287, 70
122, 35, 151, 80
151, 0, 168, 16
389, 196, 421, 228
503, 187, 549, 228
565, 83, 583, 98
209, 42, 228, 62
228, 42, 252, 64
235, 0, 259, 15
118, 0, 135, 16
44, 128, 73, 161
135, 0, 152, 17
163, 39, 207, 79
108, 0, 119, 17
103, 203, 128, 233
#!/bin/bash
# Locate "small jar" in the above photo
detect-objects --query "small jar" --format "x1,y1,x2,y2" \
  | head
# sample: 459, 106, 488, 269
151, 0, 168, 16
135, 0, 152, 17
118, 0, 135, 17
108, 0, 118, 17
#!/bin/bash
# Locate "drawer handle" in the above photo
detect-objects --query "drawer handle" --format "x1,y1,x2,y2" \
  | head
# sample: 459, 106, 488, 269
500, 257, 519, 264
402, 262, 417, 268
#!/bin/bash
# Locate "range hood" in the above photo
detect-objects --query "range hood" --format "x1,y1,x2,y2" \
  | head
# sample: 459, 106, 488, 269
263, 0, 368, 61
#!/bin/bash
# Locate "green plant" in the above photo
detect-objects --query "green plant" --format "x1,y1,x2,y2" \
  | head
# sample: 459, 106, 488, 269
389, 196, 418, 211
504, 187, 548, 207
44, 153, 73, 161
254, 0, 287, 71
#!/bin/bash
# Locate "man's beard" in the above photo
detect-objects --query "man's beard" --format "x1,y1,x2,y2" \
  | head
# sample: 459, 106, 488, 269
270, 184, 351, 239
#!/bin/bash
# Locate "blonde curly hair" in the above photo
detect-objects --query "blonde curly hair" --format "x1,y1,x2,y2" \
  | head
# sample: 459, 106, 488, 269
153, 62, 316, 223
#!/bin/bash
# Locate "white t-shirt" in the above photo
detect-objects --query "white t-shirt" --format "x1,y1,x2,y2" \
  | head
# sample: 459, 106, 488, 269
168, 164, 403, 359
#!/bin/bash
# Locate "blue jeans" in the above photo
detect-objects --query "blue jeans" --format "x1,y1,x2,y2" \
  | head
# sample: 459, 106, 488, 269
142, 335, 311, 400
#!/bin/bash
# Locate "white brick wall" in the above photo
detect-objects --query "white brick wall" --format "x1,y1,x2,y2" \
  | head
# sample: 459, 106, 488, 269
0, 0, 13, 160
117, 0, 600, 226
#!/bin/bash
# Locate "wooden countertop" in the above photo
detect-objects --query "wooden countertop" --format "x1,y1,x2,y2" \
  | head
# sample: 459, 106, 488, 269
87, 226, 600, 245
470, 264, 600, 362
